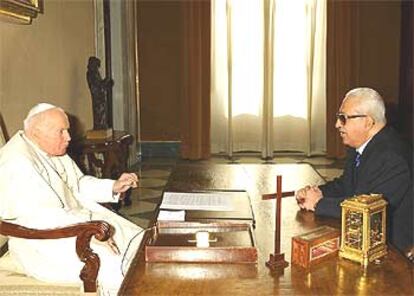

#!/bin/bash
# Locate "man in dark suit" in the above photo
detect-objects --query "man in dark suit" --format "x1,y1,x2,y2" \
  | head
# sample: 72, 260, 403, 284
296, 87, 413, 259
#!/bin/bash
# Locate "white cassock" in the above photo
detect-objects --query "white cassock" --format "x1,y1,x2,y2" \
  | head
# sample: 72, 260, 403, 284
0, 131, 144, 295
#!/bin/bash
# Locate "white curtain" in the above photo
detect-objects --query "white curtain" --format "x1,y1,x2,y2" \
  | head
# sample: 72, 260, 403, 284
211, 0, 326, 158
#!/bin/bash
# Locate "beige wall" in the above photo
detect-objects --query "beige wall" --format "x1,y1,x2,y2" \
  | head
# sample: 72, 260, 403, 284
0, 0, 95, 140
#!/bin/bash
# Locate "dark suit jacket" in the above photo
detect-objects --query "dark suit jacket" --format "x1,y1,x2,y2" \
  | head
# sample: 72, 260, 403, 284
316, 126, 413, 253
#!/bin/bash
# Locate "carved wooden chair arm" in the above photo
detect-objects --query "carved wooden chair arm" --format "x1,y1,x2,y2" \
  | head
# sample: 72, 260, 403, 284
0, 220, 114, 293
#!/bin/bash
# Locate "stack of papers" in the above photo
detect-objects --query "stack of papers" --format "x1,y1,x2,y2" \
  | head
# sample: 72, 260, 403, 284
160, 191, 234, 212
157, 210, 186, 221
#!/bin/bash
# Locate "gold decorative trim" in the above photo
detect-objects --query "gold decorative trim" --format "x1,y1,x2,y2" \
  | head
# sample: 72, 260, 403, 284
0, 0, 42, 25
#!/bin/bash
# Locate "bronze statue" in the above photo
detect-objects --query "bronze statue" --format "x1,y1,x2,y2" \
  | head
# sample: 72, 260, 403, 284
87, 56, 113, 130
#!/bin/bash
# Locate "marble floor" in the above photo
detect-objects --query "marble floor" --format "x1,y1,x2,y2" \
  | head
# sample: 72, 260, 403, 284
119, 155, 345, 228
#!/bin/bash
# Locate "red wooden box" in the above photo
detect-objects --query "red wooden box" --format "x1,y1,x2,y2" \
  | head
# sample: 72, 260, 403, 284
291, 226, 340, 268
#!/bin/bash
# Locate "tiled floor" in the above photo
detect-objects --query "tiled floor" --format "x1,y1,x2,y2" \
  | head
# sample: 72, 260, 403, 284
119, 154, 345, 228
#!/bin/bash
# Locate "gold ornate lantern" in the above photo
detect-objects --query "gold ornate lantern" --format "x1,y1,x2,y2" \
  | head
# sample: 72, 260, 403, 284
339, 194, 388, 266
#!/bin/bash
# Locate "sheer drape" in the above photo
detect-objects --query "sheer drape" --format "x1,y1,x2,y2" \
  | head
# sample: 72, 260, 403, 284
211, 0, 326, 158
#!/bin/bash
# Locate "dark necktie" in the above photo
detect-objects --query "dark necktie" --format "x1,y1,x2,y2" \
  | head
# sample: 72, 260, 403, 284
355, 152, 362, 168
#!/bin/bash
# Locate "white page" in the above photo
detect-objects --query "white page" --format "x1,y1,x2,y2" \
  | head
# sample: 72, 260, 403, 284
160, 191, 235, 211
157, 210, 186, 221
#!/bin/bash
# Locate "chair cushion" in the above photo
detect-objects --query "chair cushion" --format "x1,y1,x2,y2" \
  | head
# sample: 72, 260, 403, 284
0, 251, 25, 274
0, 271, 82, 295
0, 235, 7, 251
0, 252, 83, 295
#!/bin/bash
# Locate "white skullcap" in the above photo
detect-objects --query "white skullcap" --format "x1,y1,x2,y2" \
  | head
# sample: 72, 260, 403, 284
23, 103, 59, 130
25, 103, 57, 120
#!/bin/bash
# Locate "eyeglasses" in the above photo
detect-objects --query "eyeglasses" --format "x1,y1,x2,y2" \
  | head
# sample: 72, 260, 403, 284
336, 113, 367, 125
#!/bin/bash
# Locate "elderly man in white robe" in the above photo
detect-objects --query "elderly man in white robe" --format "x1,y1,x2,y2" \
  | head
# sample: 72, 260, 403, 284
0, 103, 144, 295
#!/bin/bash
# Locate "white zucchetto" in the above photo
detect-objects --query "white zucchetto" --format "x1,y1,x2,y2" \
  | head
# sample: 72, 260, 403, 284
23, 103, 58, 130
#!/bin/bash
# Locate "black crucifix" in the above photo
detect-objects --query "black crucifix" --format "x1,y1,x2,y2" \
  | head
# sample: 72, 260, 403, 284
262, 175, 294, 270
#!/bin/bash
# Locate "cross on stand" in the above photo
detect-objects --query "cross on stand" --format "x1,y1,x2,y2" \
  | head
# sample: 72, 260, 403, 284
262, 175, 294, 270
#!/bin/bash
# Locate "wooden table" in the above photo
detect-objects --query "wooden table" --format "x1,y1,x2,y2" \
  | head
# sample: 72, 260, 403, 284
120, 163, 414, 295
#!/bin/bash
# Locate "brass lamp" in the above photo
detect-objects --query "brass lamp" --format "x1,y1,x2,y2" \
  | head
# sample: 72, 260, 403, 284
339, 194, 388, 266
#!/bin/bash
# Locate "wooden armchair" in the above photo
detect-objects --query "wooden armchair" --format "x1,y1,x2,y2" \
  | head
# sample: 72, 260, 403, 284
0, 220, 113, 294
